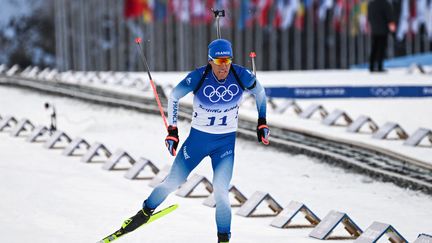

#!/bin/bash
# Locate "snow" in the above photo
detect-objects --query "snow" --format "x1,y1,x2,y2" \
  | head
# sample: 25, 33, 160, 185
1, 82, 432, 243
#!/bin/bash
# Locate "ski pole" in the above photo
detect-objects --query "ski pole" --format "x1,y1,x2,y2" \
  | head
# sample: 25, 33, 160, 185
249, 51, 257, 76
211, 9, 225, 39
135, 37, 168, 130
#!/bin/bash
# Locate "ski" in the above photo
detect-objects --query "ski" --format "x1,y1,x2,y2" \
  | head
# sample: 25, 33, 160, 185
97, 204, 178, 243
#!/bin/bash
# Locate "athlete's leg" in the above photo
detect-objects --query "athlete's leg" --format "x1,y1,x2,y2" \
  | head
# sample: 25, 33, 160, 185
145, 135, 206, 209
210, 143, 235, 235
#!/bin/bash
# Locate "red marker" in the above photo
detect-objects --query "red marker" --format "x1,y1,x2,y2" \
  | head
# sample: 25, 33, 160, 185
135, 37, 142, 44
249, 52, 256, 58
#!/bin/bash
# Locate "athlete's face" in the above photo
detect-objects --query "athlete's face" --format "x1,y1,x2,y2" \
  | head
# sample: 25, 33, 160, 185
209, 56, 231, 80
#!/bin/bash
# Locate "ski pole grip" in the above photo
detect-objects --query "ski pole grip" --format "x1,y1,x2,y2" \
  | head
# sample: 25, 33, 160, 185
212, 9, 225, 18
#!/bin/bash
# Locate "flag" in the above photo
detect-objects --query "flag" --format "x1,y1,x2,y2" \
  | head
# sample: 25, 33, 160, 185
295, 0, 305, 30
358, 0, 368, 33
204, 0, 217, 23
318, 0, 333, 20
142, 0, 154, 23
153, 0, 167, 21
412, 0, 427, 34
191, 0, 206, 24
427, 0, 432, 39
168, 0, 189, 22
124, 0, 146, 18
256, 0, 273, 26
280, 0, 299, 29
333, 0, 347, 32
238, 0, 254, 29
350, 0, 360, 36
273, 0, 284, 28
303, 0, 314, 10
397, 0, 418, 40
397, 0, 409, 40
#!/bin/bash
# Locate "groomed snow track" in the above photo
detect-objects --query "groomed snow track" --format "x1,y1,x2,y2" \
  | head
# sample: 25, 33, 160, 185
1, 75, 431, 194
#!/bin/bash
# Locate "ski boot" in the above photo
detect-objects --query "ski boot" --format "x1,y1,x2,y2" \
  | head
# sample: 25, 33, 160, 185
121, 203, 154, 233
217, 232, 230, 243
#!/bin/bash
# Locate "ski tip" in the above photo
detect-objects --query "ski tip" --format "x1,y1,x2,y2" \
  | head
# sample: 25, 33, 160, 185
170, 204, 179, 209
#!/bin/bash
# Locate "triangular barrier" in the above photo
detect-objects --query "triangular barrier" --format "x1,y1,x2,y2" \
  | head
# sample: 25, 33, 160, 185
408, 63, 427, 74
102, 149, 136, 170
0, 64, 6, 74
81, 142, 112, 163
113, 73, 127, 85
45, 69, 58, 80
299, 104, 328, 119
309, 210, 362, 240
36, 68, 50, 80
236, 191, 283, 217
26, 66, 40, 78
0, 116, 18, 132
274, 100, 302, 114
82, 72, 96, 83
354, 221, 407, 243
133, 78, 149, 91
26, 126, 49, 142
20, 66, 32, 76
267, 98, 278, 111
176, 174, 213, 198
6, 65, 19, 76
322, 109, 353, 126
10, 118, 34, 137
154, 84, 167, 101
404, 128, 432, 147
124, 157, 160, 180
270, 201, 320, 228
372, 122, 408, 140
347, 115, 379, 133
62, 137, 90, 156
414, 234, 432, 243
149, 165, 171, 187
88, 72, 101, 83
43, 130, 72, 149
203, 185, 248, 208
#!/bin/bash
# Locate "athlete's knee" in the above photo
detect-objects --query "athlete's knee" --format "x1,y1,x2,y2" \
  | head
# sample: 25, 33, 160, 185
213, 185, 229, 204
158, 176, 186, 192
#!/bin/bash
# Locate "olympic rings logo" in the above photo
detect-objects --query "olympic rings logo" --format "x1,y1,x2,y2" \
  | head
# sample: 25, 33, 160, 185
203, 84, 239, 103
370, 87, 399, 97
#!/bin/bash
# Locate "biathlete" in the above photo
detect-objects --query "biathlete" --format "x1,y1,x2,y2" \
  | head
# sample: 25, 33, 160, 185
123, 38, 270, 243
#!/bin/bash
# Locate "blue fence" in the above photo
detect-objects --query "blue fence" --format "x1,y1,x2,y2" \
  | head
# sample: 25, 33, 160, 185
265, 86, 432, 99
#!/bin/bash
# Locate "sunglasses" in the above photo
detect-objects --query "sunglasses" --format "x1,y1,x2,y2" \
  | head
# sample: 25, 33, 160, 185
210, 57, 232, 65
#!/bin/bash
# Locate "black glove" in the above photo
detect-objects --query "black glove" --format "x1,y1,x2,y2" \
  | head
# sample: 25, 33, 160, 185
165, 125, 179, 156
256, 118, 270, 145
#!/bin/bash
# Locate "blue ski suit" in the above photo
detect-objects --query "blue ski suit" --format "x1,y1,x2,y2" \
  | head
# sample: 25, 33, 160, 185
145, 64, 267, 234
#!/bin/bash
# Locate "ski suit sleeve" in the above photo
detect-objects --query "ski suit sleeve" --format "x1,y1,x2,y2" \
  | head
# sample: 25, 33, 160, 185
247, 80, 267, 119
236, 66, 267, 119
168, 70, 201, 126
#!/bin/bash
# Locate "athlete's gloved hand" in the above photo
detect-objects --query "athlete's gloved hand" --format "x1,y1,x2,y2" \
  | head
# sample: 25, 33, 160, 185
165, 125, 179, 156
257, 118, 270, 145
